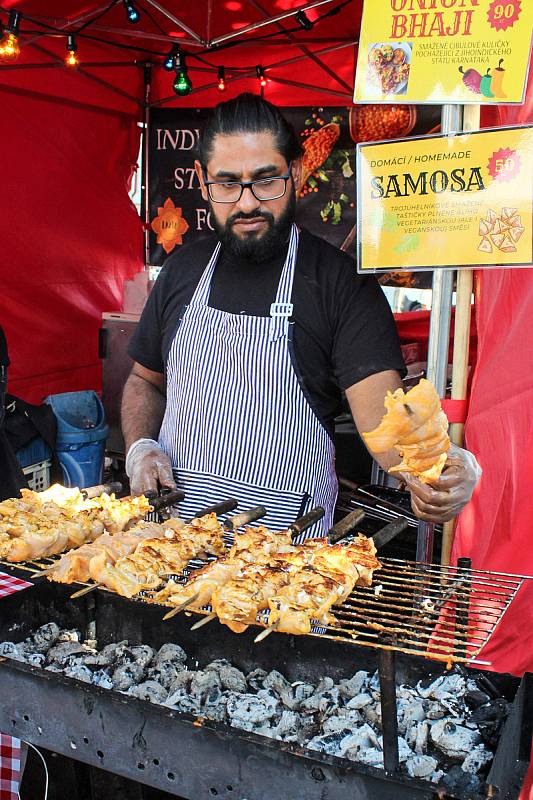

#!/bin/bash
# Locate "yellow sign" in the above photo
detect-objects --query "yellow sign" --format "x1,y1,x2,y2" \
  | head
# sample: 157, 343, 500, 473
353, 0, 533, 104
151, 198, 190, 254
357, 126, 533, 272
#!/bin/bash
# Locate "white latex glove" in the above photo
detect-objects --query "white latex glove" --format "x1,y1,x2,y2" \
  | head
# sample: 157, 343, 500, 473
125, 438, 176, 497
401, 443, 482, 524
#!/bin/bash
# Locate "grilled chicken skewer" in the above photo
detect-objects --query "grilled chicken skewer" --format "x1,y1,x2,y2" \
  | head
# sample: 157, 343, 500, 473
0, 487, 152, 563
93, 514, 227, 598
44, 520, 184, 584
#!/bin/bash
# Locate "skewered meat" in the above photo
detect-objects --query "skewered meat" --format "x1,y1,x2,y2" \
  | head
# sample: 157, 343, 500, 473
90, 514, 227, 598
268, 569, 347, 635
211, 565, 291, 633
47, 521, 181, 584
362, 379, 450, 483
0, 486, 153, 562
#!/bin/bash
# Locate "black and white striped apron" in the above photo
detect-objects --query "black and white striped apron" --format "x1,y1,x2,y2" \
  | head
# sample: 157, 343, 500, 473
158, 224, 338, 539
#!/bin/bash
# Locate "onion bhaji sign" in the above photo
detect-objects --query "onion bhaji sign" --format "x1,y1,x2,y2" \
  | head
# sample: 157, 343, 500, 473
353, 0, 533, 104
356, 126, 533, 273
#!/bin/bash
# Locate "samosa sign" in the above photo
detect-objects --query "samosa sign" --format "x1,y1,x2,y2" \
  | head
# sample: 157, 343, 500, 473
353, 0, 533, 104
356, 125, 533, 273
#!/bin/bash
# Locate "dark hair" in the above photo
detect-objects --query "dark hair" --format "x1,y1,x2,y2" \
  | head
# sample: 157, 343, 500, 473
197, 92, 303, 166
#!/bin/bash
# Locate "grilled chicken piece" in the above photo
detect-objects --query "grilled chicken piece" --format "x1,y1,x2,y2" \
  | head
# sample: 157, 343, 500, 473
90, 514, 226, 598
153, 557, 244, 609
46, 521, 175, 584
0, 528, 71, 562
267, 568, 346, 635
362, 379, 450, 484
211, 564, 291, 633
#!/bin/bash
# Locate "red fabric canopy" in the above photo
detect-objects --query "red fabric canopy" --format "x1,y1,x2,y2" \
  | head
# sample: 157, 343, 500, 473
0, 1, 360, 401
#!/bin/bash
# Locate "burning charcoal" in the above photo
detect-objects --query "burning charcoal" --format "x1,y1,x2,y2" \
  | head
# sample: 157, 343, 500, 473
464, 689, 491, 709
362, 703, 381, 728
86, 641, 129, 668
246, 668, 268, 691
113, 662, 145, 691
28, 623, 60, 653
92, 670, 114, 689
46, 642, 92, 668
346, 692, 373, 710
442, 765, 482, 794
292, 682, 315, 707
461, 744, 493, 775
350, 746, 384, 768
272, 709, 302, 740
426, 701, 447, 720
316, 677, 334, 693
414, 721, 430, 755
216, 665, 247, 694
430, 719, 480, 758
338, 670, 368, 700
478, 721, 503, 749
127, 681, 168, 704
26, 653, 46, 668
0, 642, 26, 661
226, 690, 279, 731
375, 735, 413, 763
56, 629, 82, 643
165, 689, 202, 715
129, 645, 155, 670
469, 697, 509, 724
398, 700, 426, 734
148, 659, 186, 691
307, 732, 347, 755
190, 670, 221, 699
168, 670, 192, 694
431, 769, 444, 784
64, 664, 93, 683
45, 665, 63, 673
263, 670, 291, 697
322, 709, 362, 735
369, 671, 381, 691
406, 754, 438, 779
154, 643, 187, 666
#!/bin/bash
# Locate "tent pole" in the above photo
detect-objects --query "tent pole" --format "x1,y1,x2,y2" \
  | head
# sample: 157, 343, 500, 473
417, 103, 463, 566
441, 103, 480, 566
143, 64, 152, 269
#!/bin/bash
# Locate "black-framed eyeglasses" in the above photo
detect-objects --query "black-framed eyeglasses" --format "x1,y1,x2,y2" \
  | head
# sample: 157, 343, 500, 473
202, 162, 292, 204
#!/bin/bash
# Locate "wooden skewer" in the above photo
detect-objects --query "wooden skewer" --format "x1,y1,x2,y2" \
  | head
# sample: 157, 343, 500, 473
190, 612, 217, 630
31, 567, 55, 578
254, 622, 279, 643
162, 591, 201, 621
70, 583, 101, 599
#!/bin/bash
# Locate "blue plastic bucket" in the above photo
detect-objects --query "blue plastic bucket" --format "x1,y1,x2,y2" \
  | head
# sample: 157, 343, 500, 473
45, 391, 109, 488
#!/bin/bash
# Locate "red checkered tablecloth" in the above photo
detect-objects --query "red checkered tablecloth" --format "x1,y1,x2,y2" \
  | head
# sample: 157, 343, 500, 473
0, 735, 21, 800
0, 571, 32, 798
0, 571, 33, 599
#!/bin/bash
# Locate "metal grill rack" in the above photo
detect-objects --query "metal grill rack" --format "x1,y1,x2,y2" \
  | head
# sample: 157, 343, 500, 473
2, 554, 528, 670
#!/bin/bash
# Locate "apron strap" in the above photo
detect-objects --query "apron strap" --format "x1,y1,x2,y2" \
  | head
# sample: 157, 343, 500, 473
269, 224, 299, 342
189, 242, 222, 307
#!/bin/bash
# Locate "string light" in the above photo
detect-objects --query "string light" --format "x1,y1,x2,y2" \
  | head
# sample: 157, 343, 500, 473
256, 65, 267, 88
173, 50, 192, 96
164, 44, 179, 71
217, 66, 226, 92
123, 0, 140, 24
295, 10, 314, 30
0, 11, 21, 63
65, 34, 79, 67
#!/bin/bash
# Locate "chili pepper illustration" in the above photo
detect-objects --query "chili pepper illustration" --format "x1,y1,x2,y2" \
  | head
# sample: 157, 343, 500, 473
459, 66, 482, 94
480, 69, 495, 98
490, 59, 507, 99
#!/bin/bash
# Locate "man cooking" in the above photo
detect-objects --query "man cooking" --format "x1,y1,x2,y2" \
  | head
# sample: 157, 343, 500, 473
123, 93, 480, 535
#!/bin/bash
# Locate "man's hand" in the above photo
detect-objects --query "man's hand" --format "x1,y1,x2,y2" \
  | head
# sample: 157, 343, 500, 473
125, 438, 176, 497
401, 443, 482, 524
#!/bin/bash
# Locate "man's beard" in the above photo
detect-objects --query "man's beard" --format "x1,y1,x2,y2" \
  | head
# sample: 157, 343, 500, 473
210, 190, 296, 263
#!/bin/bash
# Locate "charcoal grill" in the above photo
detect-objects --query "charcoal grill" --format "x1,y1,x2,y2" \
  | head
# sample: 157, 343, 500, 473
0, 580, 532, 800
0, 496, 532, 798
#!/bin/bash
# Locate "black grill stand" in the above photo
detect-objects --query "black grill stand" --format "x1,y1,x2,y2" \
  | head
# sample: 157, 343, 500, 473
378, 644, 400, 775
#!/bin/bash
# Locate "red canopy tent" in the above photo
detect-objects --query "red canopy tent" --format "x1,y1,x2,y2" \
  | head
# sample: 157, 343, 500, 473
1, 8, 533, 794
0, 0, 360, 401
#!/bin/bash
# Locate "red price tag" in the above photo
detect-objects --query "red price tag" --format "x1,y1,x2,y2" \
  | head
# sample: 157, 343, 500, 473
487, 0, 522, 31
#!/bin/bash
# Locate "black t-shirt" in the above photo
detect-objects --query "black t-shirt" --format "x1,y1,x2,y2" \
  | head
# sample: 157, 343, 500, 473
128, 229, 406, 434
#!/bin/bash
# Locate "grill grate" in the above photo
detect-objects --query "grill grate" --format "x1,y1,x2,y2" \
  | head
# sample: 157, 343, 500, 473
1, 554, 528, 669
